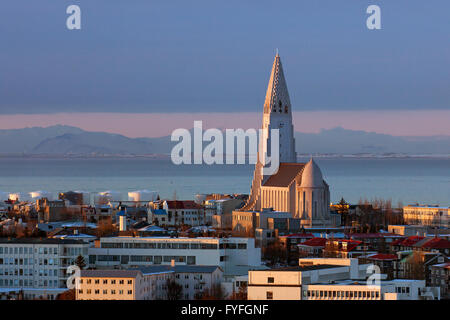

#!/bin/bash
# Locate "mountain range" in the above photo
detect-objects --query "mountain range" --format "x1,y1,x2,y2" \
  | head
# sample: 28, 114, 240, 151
1, 125, 449, 156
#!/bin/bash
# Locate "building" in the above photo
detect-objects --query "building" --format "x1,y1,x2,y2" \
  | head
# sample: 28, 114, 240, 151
203, 197, 245, 228
232, 208, 291, 236
297, 238, 328, 257
88, 236, 261, 275
149, 200, 205, 227
388, 225, 427, 236
76, 265, 223, 300
36, 198, 67, 222
247, 258, 440, 300
241, 54, 333, 228
301, 279, 439, 300
323, 239, 376, 259
0, 238, 89, 300
360, 253, 399, 280
247, 258, 370, 300
403, 205, 449, 228
76, 268, 173, 300
430, 262, 450, 299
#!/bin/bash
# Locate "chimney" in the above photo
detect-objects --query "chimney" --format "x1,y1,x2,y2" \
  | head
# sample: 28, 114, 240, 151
170, 259, 175, 267
119, 215, 127, 232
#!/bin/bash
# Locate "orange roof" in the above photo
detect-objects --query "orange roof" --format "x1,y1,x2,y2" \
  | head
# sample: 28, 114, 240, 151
263, 163, 305, 187
420, 237, 450, 249
300, 237, 327, 247
165, 200, 202, 209
392, 236, 425, 247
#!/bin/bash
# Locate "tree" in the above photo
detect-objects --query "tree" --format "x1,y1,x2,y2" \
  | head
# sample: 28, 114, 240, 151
229, 283, 247, 300
166, 279, 182, 300
96, 218, 116, 237
408, 252, 425, 280
196, 284, 226, 300
263, 240, 287, 266
75, 254, 86, 269
56, 289, 75, 300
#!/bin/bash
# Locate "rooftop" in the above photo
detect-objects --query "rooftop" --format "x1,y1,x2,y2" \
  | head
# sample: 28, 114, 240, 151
262, 264, 342, 272
0, 238, 85, 245
263, 163, 305, 188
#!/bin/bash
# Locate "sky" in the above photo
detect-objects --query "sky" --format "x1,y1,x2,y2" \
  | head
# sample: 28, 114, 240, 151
1, 0, 449, 137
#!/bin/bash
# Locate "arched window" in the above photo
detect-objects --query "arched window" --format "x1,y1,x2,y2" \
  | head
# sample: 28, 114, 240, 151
285, 106, 288, 113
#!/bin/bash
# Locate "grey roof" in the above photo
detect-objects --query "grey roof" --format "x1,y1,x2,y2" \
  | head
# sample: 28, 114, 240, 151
80, 265, 222, 278
80, 270, 143, 278
258, 264, 342, 272
0, 237, 85, 245
135, 265, 222, 274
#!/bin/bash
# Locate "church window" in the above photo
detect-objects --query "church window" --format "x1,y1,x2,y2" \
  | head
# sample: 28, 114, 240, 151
285, 106, 288, 113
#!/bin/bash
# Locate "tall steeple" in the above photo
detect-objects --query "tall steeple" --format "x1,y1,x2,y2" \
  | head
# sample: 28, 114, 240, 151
241, 53, 297, 211
261, 54, 297, 164
263, 53, 292, 116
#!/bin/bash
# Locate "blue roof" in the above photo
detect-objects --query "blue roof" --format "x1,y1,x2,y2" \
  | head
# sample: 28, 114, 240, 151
153, 209, 167, 215
116, 210, 126, 216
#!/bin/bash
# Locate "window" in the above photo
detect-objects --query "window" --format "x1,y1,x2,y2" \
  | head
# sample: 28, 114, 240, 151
128, 290, 132, 294
111, 280, 116, 284
128, 280, 132, 284
266, 291, 273, 300
267, 277, 274, 284
103, 280, 107, 284
119, 280, 124, 284
95, 279, 99, 284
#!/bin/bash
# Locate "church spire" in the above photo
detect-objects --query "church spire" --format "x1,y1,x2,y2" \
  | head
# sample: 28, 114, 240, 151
263, 54, 292, 114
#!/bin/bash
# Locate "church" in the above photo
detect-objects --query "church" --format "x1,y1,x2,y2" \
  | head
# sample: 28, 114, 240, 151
241, 54, 333, 227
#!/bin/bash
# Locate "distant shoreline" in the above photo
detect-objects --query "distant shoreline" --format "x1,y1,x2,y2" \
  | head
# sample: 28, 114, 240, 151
0, 153, 449, 160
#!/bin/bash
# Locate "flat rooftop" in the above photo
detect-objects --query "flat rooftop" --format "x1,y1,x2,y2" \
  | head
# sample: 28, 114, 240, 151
257, 265, 343, 272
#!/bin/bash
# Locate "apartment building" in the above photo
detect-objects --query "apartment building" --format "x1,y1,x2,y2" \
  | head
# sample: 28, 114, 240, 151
0, 238, 89, 300
247, 258, 440, 300
76, 265, 223, 300
89, 236, 261, 275
430, 262, 450, 298
148, 200, 205, 227
76, 268, 173, 300
302, 279, 439, 300
403, 205, 449, 228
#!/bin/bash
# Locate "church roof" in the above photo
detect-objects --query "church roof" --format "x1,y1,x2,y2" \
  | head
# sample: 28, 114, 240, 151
299, 158, 325, 188
264, 54, 292, 114
263, 163, 305, 187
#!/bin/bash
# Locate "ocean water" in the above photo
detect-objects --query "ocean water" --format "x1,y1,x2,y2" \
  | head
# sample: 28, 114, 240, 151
0, 157, 448, 206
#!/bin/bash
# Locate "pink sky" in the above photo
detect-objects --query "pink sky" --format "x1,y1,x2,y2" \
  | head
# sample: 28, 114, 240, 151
0, 110, 449, 138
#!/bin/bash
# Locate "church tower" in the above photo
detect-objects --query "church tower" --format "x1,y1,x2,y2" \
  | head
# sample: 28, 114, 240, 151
238, 53, 333, 227
242, 54, 297, 211
261, 53, 297, 165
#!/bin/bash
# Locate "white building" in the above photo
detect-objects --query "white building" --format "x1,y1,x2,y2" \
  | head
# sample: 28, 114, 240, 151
148, 200, 205, 227
89, 236, 261, 275
76, 265, 223, 300
241, 55, 332, 228
0, 238, 89, 300
403, 205, 449, 228
76, 268, 173, 300
247, 258, 440, 300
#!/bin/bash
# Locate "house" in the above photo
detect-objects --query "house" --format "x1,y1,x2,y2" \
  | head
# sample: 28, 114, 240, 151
430, 262, 450, 299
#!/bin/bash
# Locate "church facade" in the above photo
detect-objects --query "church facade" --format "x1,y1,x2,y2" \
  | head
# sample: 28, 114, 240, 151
241, 54, 332, 227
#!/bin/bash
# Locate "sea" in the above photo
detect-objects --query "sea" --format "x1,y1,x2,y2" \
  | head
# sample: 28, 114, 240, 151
0, 156, 449, 206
